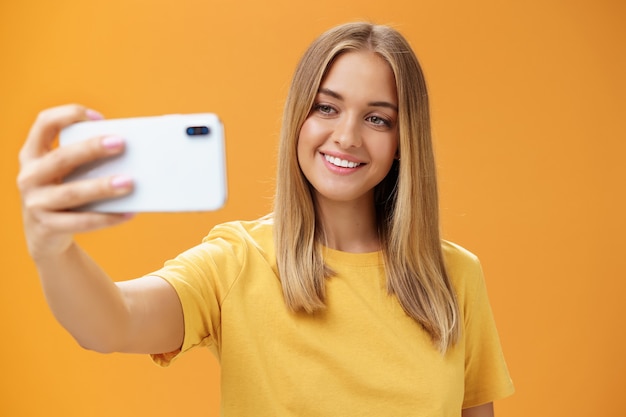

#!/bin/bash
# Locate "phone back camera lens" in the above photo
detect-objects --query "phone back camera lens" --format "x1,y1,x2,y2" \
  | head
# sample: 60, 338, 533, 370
186, 126, 210, 136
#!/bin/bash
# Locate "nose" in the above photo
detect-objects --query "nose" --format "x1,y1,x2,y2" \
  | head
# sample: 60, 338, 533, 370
333, 114, 361, 149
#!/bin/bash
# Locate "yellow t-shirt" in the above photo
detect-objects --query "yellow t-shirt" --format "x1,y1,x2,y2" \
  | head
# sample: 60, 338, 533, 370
151, 217, 514, 416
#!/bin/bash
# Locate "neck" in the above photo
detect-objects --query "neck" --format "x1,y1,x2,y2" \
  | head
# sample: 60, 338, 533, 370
314, 194, 380, 253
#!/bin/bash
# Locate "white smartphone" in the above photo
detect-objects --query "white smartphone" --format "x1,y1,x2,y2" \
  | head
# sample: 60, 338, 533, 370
60, 113, 227, 212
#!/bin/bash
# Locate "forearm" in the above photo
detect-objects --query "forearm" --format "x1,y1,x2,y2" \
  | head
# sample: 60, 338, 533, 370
35, 242, 131, 353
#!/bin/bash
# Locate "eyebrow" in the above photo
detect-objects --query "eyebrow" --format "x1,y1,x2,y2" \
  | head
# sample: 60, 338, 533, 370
318, 87, 398, 112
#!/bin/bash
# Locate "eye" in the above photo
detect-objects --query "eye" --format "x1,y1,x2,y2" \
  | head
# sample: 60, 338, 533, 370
313, 103, 336, 115
366, 115, 391, 127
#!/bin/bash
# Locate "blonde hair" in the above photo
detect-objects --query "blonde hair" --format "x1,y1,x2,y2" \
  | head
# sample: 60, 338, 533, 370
273, 22, 460, 352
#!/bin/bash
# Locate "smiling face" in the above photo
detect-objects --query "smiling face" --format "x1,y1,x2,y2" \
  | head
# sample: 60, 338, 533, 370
297, 50, 399, 208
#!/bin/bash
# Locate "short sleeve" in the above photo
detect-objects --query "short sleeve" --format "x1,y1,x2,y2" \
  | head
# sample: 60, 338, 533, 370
149, 227, 247, 367
461, 258, 515, 407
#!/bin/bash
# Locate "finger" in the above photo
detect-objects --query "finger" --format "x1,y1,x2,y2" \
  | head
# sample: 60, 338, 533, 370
40, 211, 134, 235
26, 209, 134, 243
24, 175, 134, 212
19, 104, 104, 165
17, 135, 125, 190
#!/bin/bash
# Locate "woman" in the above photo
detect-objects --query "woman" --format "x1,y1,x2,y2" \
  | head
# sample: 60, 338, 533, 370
18, 22, 513, 416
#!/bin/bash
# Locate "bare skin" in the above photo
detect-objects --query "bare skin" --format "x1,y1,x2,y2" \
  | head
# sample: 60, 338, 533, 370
296, 51, 495, 416
19, 102, 494, 416
17, 104, 184, 354
297, 51, 398, 253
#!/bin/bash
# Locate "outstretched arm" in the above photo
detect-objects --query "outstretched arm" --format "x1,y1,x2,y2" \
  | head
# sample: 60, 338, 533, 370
18, 104, 184, 354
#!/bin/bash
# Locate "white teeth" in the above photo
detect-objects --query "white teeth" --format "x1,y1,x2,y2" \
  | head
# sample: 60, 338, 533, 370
325, 154, 361, 168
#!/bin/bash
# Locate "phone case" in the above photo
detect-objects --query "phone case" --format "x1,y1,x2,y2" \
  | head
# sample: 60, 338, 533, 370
60, 113, 227, 212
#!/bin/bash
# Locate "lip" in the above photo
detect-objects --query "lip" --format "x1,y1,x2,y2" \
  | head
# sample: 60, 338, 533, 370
320, 151, 365, 173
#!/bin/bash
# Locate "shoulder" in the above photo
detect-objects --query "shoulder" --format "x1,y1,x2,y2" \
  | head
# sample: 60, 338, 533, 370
204, 214, 273, 244
441, 240, 486, 302
201, 214, 275, 268
441, 240, 481, 273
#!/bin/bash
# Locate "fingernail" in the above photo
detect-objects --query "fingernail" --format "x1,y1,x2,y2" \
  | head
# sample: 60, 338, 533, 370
86, 109, 104, 120
111, 175, 133, 189
102, 135, 124, 149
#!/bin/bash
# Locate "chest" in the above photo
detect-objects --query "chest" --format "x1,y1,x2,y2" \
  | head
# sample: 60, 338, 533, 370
217, 263, 466, 415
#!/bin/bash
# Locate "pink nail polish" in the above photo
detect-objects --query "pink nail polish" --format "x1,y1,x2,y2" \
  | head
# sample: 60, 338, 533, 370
86, 109, 104, 120
102, 136, 124, 149
111, 175, 132, 189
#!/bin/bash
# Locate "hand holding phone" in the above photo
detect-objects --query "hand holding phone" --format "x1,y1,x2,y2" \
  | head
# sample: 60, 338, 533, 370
60, 113, 227, 212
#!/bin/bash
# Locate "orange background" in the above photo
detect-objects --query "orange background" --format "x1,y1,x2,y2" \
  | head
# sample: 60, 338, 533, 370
1, 0, 624, 416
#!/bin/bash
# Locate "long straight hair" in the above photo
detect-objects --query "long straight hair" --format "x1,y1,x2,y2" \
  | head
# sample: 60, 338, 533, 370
273, 22, 460, 352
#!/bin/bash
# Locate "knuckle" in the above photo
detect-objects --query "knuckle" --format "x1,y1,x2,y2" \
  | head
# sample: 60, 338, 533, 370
61, 185, 81, 202
47, 147, 68, 166
22, 193, 44, 214
34, 107, 58, 127
34, 108, 52, 125
16, 162, 41, 192
17, 146, 29, 166
64, 103, 85, 121
34, 104, 85, 132
16, 169, 31, 191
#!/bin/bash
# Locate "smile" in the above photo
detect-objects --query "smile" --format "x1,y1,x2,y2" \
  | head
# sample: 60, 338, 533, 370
324, 154, 362, 168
